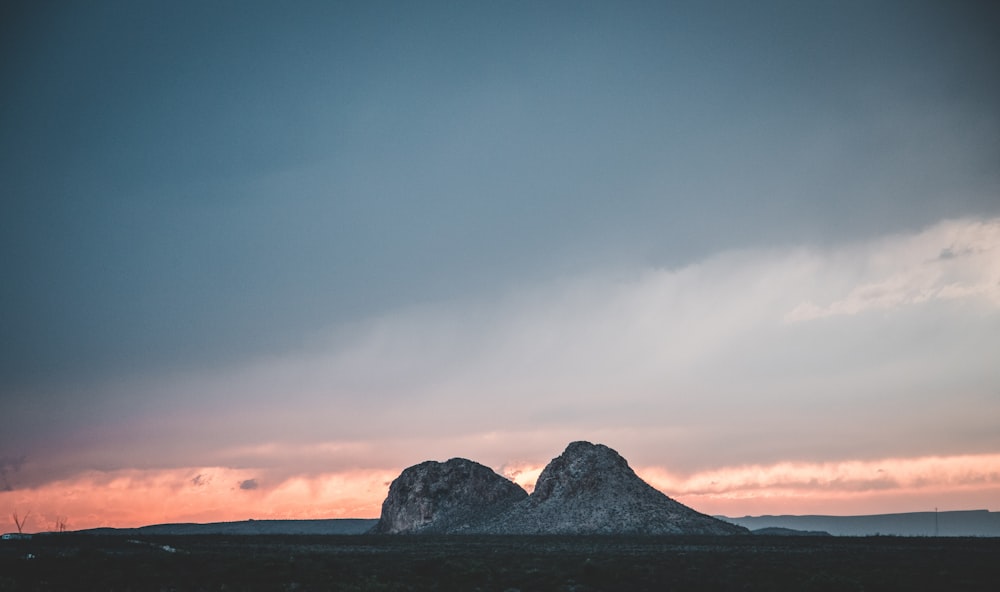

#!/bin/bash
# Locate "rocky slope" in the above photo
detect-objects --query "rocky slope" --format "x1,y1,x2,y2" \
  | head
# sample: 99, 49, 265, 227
374, 441, 747, 535
485, 441, 746, 535
372, 457, 528, 533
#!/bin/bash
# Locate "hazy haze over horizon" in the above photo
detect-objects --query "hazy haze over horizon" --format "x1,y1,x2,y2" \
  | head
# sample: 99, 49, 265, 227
2, 0, 999, 532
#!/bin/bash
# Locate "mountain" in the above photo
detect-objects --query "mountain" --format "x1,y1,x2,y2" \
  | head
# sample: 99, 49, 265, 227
373, 441, 747, 535
484, 441, 746, 535
372, 457, 528, 534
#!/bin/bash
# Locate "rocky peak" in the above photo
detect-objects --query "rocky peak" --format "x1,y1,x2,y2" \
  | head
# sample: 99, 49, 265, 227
490, 441, 748, 535
531, 441, 631, 502
372, 457, 527, 534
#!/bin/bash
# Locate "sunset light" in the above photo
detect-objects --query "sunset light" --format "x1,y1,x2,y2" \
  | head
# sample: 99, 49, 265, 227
3, 451, 998, 533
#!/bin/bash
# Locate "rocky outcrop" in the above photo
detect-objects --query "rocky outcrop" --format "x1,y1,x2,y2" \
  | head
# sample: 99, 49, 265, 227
372, 457, 528, 534
486, 441, 746, 535
373, 441, 748, 536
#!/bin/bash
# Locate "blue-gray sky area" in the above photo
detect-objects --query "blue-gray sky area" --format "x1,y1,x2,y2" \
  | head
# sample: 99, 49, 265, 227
1, 1, 999, 526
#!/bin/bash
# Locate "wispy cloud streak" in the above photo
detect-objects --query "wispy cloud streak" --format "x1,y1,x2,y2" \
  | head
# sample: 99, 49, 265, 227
786, 218, 1000, 321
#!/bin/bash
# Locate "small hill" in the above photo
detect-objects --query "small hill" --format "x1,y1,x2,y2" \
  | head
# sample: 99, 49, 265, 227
752, 527, 832, 537
724, 510, 1000, 537
75, 519, 378, 536
372, 457, 528, 534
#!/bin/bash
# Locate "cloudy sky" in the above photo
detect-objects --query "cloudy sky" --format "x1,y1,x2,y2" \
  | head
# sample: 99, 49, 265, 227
2, 0, 999, 532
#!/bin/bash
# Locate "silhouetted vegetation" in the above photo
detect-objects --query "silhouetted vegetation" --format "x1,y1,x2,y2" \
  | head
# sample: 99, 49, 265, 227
2, 533, 998, 591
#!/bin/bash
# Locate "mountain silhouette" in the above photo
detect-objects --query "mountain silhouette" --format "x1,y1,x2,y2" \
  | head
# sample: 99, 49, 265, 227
374, 441, 747, 535
372, 457, 527, 534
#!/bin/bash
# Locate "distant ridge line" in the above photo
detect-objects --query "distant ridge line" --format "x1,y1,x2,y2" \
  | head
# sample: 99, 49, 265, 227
72, 518, 378, 536
721, 509, 1000, 537
63, 510, 1000, 537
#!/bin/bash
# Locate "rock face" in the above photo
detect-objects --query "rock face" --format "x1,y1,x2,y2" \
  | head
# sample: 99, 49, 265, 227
372, 457, 528, 534
487, 441, 746, 535
373, 441, 747, 535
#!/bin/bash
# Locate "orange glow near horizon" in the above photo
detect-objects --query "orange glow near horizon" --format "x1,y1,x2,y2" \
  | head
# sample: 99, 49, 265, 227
0, 468, 397, 534
3, 453, 998, 533
638, 453, 1000, 516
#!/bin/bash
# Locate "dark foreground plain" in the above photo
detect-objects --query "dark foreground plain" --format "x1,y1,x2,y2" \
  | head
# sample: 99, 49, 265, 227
3, 534, 998, 591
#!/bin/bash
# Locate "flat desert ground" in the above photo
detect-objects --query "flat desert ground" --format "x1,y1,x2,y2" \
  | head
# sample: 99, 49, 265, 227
3, 533, 999, 591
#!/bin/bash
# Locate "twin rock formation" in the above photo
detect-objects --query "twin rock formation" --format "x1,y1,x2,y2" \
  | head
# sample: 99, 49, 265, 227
374, 441, 746, 535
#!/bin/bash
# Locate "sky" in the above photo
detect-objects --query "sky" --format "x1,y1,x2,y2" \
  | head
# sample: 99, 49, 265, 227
1, 0, 999, 533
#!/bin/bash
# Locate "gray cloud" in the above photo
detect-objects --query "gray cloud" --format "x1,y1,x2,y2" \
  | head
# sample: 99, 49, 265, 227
238, 479, 259, 491
2, 1, 998, 394
2, 2, 999, 506
6, 218, 997, 491
0, 455, 26, 492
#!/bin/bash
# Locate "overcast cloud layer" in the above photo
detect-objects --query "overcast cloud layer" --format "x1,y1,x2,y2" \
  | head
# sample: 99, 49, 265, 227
5, 217, 999, 490
1, 1, 999, 527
